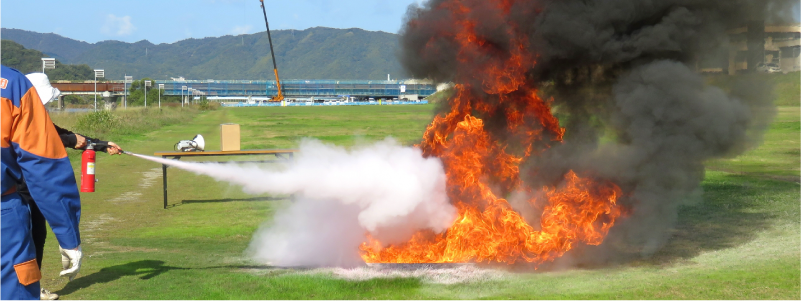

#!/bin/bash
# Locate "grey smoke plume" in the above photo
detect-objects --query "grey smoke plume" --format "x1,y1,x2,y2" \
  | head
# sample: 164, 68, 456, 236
134, 138, 455, 267
402, 0, 795, 83
399, 0, 782, 261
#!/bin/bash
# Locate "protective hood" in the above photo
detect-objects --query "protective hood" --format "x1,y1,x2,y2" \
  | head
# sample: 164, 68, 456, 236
25, 73, 61, 105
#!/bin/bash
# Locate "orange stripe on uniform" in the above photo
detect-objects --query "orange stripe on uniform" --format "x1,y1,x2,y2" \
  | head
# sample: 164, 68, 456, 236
1, 97, 16, 148
2, 186, 16, 196
9, 88, 66, 159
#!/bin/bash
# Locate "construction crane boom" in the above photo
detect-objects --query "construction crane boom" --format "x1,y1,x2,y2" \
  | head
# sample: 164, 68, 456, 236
259, 0, 284, 102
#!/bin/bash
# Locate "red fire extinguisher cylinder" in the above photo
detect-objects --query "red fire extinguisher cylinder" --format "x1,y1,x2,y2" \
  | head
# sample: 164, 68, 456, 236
80, 147, 96, 192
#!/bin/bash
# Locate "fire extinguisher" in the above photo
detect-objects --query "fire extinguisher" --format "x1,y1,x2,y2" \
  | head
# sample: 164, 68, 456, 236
80, 140, 96, 192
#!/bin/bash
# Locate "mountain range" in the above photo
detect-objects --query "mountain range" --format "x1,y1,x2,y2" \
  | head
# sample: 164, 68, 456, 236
1, 27, 407, 80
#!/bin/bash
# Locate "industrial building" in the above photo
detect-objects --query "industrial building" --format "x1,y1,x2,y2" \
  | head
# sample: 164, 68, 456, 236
725, 22, 800, 74
155, 79, 437, 104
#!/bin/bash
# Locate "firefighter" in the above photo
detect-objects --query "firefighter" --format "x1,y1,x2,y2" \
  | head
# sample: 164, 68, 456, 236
22, 72, 122, 300
1, 65, 83, 300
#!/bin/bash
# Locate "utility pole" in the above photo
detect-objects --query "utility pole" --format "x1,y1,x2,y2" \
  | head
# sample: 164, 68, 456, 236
124, 75, 133, 108
93, 69, 104, 112
181, 86, 187, 108
158, 83, 164, 108
144, 80, 152, 108
41, 58, 55, 74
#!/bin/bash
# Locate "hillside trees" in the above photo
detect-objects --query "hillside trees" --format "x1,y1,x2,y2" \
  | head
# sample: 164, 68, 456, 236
3, 27, 406, 80
1, 40, 95, 80
127, 78, 181, 106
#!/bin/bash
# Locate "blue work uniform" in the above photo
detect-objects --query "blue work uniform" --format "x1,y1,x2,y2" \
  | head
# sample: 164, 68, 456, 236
1, 66, 81, 300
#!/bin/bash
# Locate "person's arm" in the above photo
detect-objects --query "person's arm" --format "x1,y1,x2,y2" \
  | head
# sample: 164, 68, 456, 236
60, 134, 79, 149
53, 123, 122, 154
53, 123, 79, 148
52, 123, 88, 149
4, 71, 81, 250
53, 123, 73, 136
76, 136, 122, 154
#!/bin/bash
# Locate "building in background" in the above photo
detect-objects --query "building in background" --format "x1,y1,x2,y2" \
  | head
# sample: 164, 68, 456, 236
727, 23, 800, 74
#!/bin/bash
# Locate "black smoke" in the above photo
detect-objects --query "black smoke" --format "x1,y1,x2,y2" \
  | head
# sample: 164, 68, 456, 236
399, 0, 785, 263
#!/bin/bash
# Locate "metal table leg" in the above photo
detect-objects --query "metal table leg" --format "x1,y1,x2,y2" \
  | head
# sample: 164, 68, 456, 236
162, 159, 168, 209
156, 152, 293, 208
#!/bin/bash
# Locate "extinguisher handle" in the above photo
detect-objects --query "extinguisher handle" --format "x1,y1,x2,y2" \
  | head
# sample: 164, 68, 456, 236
84, 139, 110, 152
85, 139, 96, 151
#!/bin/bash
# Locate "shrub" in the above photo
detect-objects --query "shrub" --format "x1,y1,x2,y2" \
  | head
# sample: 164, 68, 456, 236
197, 100, 220, 111
75, 110, 119, 134
56, 107, 199, 142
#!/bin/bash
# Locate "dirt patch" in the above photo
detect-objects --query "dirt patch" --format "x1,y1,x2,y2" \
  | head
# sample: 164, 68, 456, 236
329, 263, 505, 284
81, 210, 161, 257
138, 168, 162, 188
81, 214, 116, 244
106, 168, 162, 203
107, 191, 143, 203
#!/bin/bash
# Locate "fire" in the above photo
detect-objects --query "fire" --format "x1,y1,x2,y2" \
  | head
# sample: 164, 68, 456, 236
360, 114, 622, 264
359, 0, 623, 265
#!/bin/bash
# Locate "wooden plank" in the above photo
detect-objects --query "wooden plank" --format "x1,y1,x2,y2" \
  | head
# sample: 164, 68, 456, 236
155, 149, 297, 156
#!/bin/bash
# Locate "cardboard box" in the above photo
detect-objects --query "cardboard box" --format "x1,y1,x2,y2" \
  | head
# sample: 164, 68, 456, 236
220, 123, 240, 151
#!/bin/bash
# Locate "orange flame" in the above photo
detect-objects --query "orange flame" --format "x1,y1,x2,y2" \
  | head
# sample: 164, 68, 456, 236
359, 0, 623, 265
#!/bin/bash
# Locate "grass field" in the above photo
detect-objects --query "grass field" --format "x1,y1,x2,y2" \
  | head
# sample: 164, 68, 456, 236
38, 76, 799, 299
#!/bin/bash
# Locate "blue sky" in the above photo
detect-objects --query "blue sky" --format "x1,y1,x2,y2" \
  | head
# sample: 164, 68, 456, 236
1, 0, 424, 44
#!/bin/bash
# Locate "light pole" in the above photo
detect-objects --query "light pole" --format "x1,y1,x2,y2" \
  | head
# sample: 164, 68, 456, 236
124, 75, 133, 108
93, 69, 104, 112
144, 80, 151, 108
41, 58, 55, 74
181, 86, 187, 107
158, 83, 164, 108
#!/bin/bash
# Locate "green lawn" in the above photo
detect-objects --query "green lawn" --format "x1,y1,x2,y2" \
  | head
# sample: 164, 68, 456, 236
705, 106, 800, 180
39, 102, 800, 299
227, 105, 436, 148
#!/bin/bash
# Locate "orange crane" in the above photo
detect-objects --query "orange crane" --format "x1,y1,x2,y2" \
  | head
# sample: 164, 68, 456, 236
259, 0, 284, 102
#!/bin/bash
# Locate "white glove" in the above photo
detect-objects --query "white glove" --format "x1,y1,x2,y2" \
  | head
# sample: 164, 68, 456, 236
59, 246, 82, 281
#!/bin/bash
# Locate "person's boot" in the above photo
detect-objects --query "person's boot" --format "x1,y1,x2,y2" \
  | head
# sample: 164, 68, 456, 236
40, 288, 59, 300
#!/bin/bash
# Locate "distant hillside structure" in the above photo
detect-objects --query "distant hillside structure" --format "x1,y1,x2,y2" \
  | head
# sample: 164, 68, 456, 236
726, 23, 800, 74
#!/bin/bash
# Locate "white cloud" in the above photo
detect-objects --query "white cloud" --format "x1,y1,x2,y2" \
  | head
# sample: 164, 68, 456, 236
101, 14, 136, 36
231, 25, 252, 35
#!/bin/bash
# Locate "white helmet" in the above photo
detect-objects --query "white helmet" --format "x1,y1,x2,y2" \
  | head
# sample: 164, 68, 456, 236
25, 73, 61, 105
